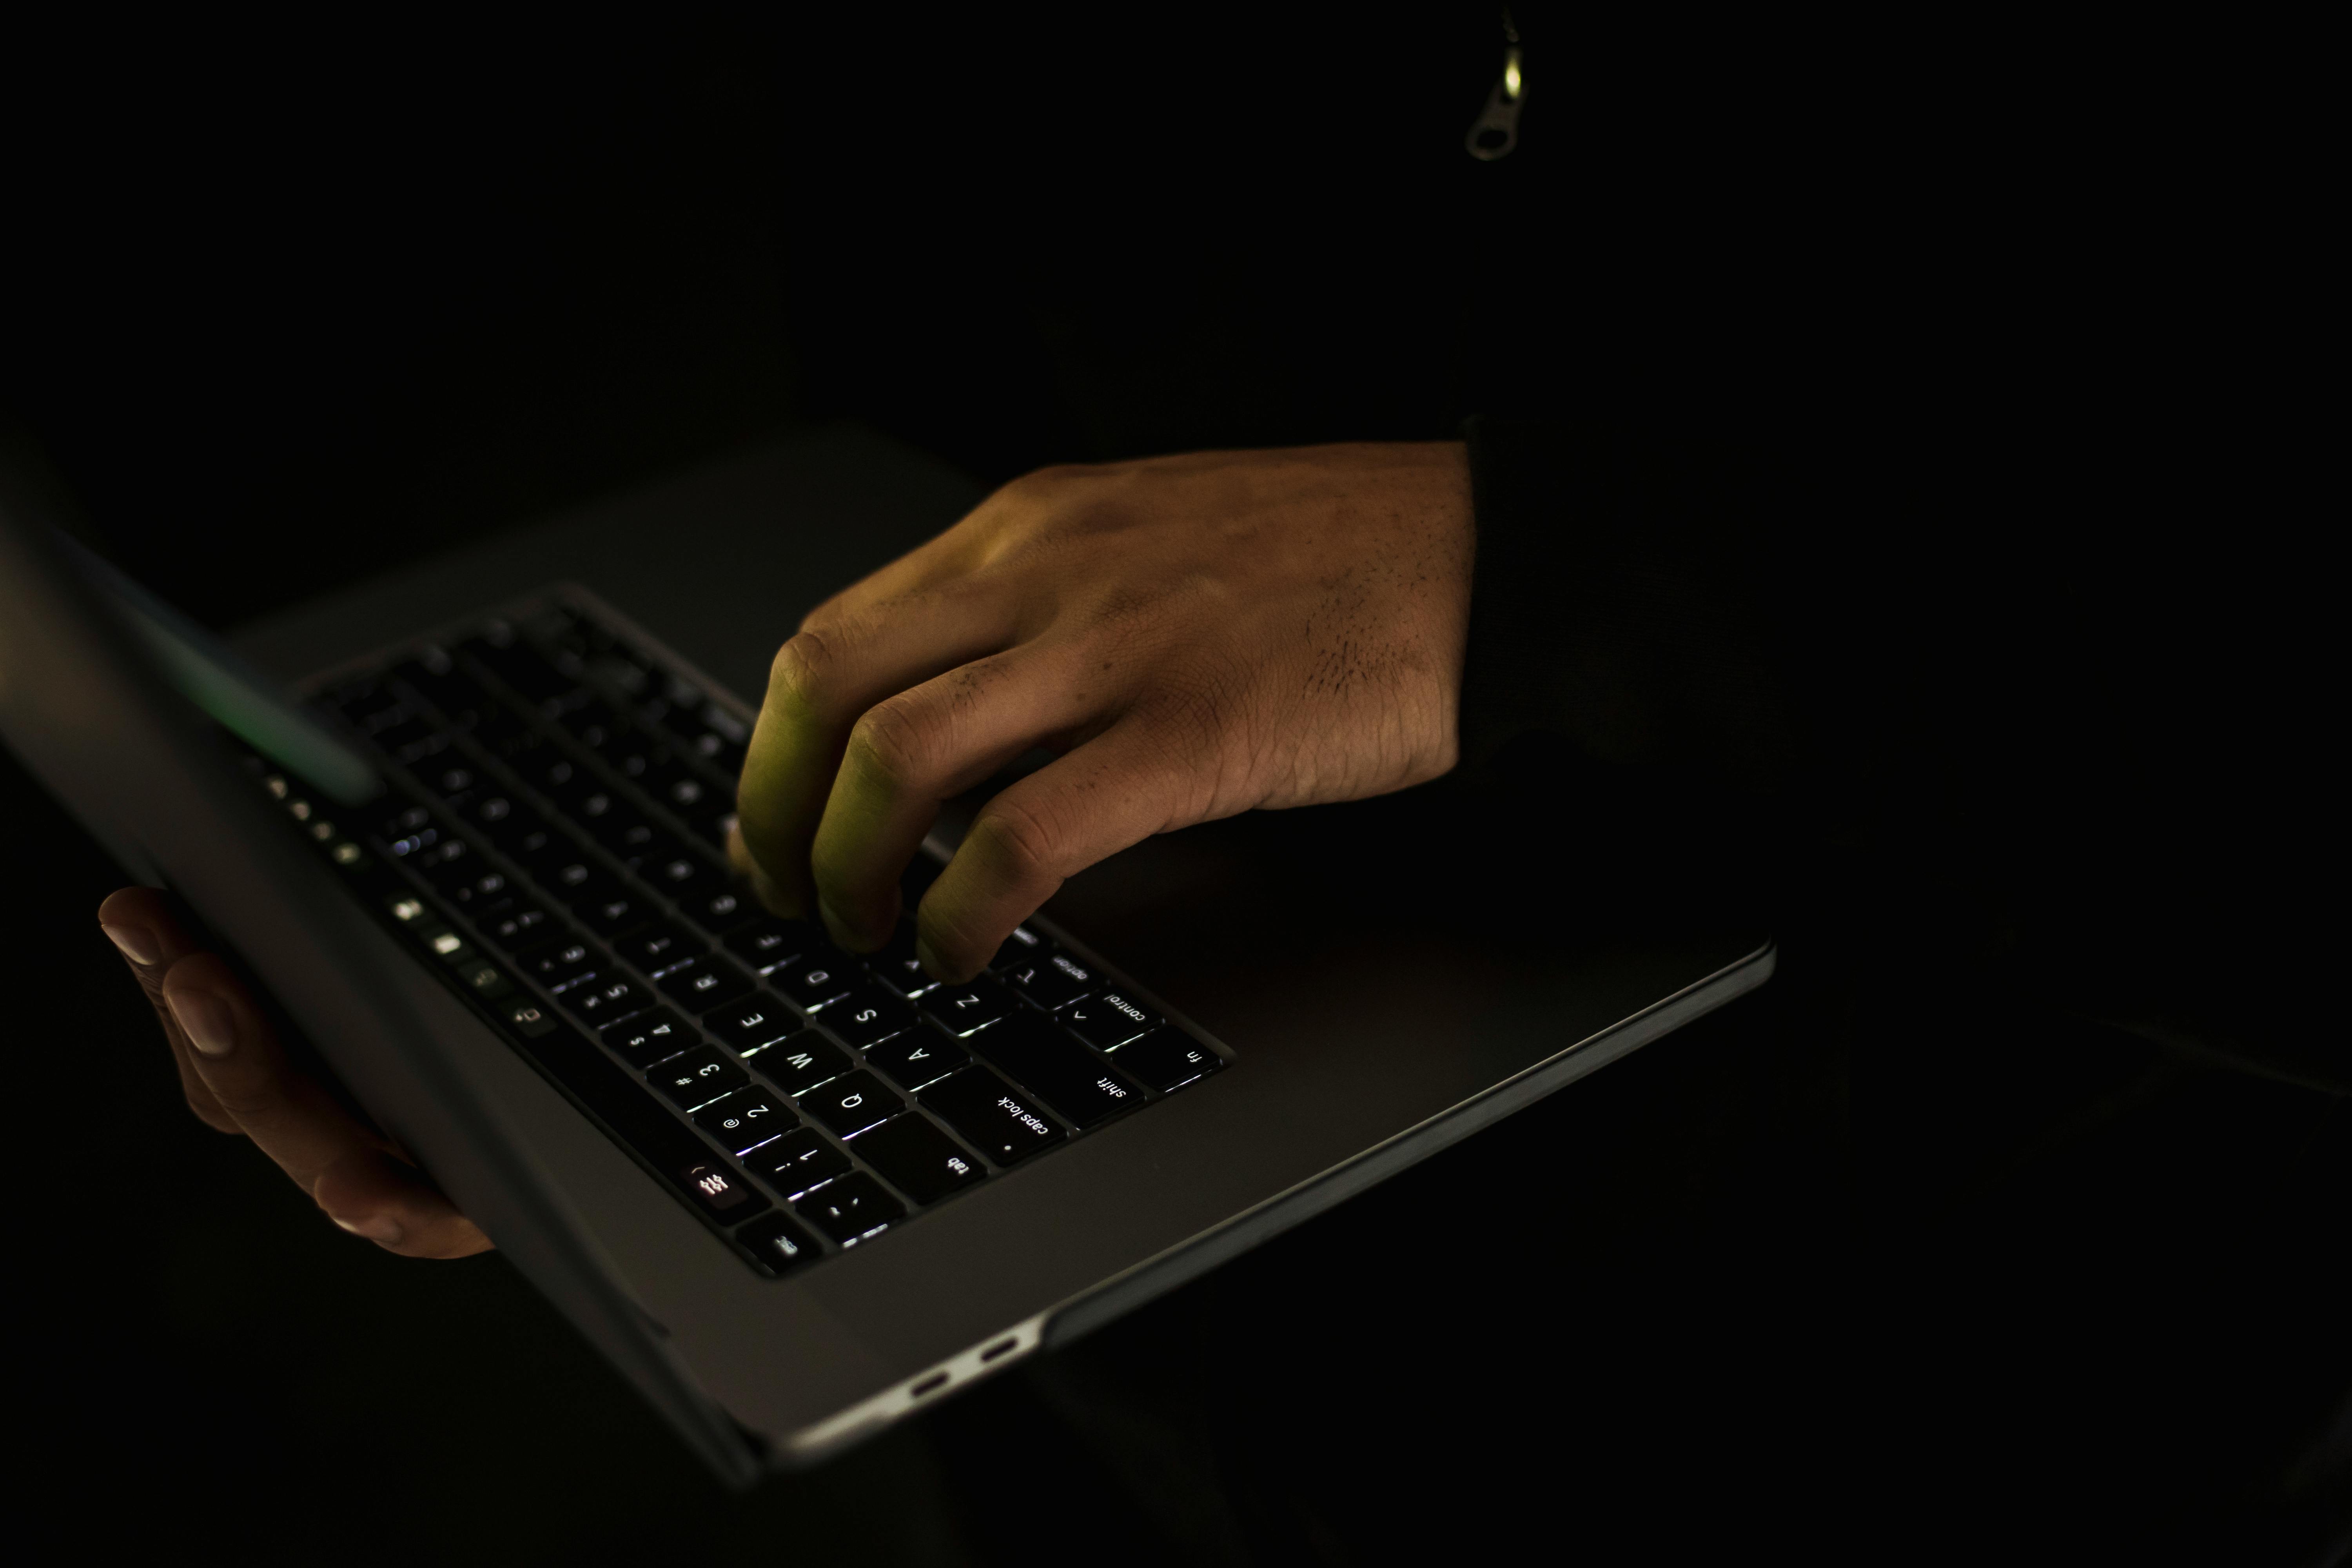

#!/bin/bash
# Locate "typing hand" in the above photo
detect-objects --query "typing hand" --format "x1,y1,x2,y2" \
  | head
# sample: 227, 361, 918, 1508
728, 441, 1473, 979
99, 886, 494, 1258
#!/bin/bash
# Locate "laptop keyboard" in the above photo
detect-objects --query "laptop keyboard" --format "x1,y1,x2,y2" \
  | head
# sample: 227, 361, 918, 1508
258, 596, 1226, 1278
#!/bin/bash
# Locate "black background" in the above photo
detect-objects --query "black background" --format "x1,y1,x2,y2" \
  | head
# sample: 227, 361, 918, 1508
5, 5, 2344, 1564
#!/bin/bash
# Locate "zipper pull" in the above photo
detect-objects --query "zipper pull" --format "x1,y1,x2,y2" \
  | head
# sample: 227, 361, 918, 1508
1464, 13, 1525, 161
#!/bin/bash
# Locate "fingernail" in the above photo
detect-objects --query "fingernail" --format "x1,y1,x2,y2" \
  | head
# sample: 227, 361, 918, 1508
166, 990, 235, 1057
101, 922, 162, 966
333, 1215, 405, 1245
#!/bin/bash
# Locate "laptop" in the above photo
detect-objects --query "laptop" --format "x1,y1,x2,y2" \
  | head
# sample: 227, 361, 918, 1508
0, 425, 1773, 1482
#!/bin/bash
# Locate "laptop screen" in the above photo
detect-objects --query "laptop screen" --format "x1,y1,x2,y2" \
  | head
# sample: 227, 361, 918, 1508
56, 532, 383, 807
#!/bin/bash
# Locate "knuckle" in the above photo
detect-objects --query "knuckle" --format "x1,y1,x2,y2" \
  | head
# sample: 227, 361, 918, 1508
795, 591, 850, 637
766, 628, 841, 716
999, 463, 1079, 501
844, 696, 936, 794
969, 800, 1062, 887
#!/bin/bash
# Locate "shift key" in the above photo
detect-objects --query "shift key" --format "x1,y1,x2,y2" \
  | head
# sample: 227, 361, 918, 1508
967, 1015, 1142, 1129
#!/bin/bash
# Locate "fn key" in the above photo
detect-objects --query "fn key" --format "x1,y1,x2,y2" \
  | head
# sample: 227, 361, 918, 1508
1109, 1028, 1225, 1093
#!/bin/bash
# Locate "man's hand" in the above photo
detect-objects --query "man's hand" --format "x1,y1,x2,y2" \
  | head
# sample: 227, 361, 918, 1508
99, 887, 493, 1258
727, 441, 1474, 980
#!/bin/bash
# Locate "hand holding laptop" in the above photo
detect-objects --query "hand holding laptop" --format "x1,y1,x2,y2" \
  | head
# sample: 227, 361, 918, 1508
98, 887, 494, 1258
727, 440, 1475, 980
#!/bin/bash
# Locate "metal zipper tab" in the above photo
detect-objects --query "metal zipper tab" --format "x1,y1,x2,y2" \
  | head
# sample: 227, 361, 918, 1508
1465, 12, 1525, 161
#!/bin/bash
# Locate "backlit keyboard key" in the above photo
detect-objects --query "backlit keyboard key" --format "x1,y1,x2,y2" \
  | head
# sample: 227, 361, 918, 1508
600, 1008, 695, 1064
1062, 991, 1160, 1050
773, 947, 857, 1011
691, 1087, 797, 1154
734, 1212, 819, 1275
798, 1070, 902, 1138
676, 1158, 769, 1223
686, 887, 760, 935
726, 916, 820, 971
642, 851, 717, 899
655, 955, 755, 1013
848, 1113, 985, 1204
1005, 951, 1096, 1011
479, 900, 556, 950
1107, 1028, 1225, 1093
864, 1029, 971, 1091
578, 891, 655, 935
966, 1014, 1141, 1129
746, 1127, 850, 1195
647, 1045, 748, 1109
746, 1034, 853, 1096
614, 921, 704, 973
920, 978, 1016, 1036
820, 986, 916, 1049
516, 935, 598, 990
561, 976, 652, 1025
707, 998, 798, 1053
795, 1172, 904, 1245
918, 1068, 1064, 1164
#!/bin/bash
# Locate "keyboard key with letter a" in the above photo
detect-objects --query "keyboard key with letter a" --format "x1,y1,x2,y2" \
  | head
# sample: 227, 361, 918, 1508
865, 1029, 970, 1091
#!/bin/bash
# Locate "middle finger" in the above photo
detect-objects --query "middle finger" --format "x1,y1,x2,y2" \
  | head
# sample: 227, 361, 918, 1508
162, 952, 394, 1193
736, 584, 1013, 918
810, 638, 1113, 949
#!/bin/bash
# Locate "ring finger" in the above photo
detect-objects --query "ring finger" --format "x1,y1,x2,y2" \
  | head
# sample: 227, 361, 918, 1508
809, 637, 1120, 950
